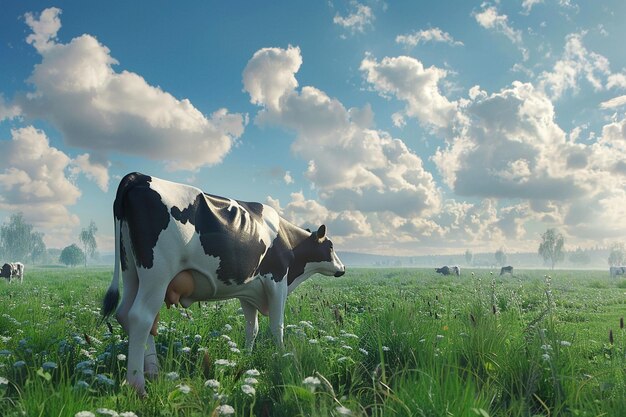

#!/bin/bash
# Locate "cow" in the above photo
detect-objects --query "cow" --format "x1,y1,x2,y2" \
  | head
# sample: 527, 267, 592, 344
101, 173, 345, 395
435, 266, 452, 276
500, 265, 513, 276
1, 262, 24, 283
610, 266, 626, 278
452, 265, 461, 276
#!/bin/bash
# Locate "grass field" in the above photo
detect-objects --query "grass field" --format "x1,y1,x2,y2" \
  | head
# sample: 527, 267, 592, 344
1, 267, 626, 417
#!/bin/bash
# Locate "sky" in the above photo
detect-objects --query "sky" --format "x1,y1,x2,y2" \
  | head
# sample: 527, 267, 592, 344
1, 0, 625, 256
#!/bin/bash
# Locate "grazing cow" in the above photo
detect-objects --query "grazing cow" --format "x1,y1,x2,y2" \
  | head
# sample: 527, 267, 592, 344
1, 262, 24, 283
435, 266, 452, 276
101, 173, 345, 395
500, 266, 514, 276
452, 265, 461, 276
610, 266, 626, 278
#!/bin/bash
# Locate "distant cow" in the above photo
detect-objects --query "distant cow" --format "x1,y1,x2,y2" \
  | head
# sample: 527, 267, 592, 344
610, 266, 626, 278
500, 266, 513, 276
101, 173, 345, 395
1, 262, 24, 283
436, 266, 452, 276
452, 265, 461, 276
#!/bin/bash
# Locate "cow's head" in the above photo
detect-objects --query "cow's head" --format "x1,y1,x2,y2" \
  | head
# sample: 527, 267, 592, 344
290, 225, 345, 282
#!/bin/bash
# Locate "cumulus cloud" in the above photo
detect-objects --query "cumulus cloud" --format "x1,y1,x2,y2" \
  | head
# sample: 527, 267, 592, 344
538, 33, 611, 99
521, 0, 543, 14
0, 126, 80, 233
396, 28, 463, 47
244, 46, 441, 219
0, 95, 21, 122
333, 1, 375, 34
70, 154, 110, 192
18, 8, 245, 176
473, 4, 528, 60
360, 54, 460, 131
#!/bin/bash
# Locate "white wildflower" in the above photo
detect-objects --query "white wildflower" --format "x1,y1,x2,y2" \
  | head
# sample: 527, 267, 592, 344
96, 408, 119, 417
241, 384, 256, 396
230, 347, 241, 353
166, 371, 179, 380
204, 379, 220, 389
341, 345, 353, 350
119, 413, 138, 417
177, 383, 191, 394
560, 340, 572, 347
216, 404, 235, 415
0, 376, 8, 385
244, 377, 258, 385
303, 376, 321, 392
75, 412, 96, 417
309, 339, 319, 344
223, 324, 233, 332
358, 348, 369, 355
245, 369, 260, 376
194, 334, 202, 343
182, 347, 191, 354
382, 346, 390, 352
215, 359, 236, 367
116, 354, 126, 361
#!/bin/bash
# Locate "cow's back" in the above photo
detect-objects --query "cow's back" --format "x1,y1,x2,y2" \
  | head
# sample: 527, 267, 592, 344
116, 173, 280, 285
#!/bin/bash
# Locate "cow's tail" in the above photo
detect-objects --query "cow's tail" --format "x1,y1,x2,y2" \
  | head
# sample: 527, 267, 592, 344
101, 217, 122, 321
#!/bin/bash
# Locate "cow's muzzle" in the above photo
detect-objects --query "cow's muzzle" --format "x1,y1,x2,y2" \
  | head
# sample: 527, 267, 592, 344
334, 269, 345, 277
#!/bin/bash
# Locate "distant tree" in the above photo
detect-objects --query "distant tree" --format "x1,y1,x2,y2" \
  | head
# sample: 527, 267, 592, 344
608, 243, 626, 266
538, 228, 564, 270
29, 232, 47, 264
465, 249, 473, 266
59, 244, 85, 267
569, 247, 590, 266
495, 247, 507, 266
79, 220, 98, 267
0, 212, 46, 262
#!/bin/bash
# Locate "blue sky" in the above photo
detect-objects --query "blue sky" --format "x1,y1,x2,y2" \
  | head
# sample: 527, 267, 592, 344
1, 0, 625, 256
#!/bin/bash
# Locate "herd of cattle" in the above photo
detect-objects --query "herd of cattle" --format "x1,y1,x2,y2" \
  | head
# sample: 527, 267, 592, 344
434, 265, 515, 276
0, 262, 24, 283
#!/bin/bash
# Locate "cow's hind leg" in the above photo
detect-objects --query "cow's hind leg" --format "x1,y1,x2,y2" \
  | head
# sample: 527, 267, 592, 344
126, 277, 168, 395
240, 300, 259, 351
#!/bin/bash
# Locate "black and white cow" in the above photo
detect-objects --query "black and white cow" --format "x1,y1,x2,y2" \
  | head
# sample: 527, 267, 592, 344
500, 265, 514, 276
610, 266, 626, 278
101, 173, 345, 394
1, 262, 24, 283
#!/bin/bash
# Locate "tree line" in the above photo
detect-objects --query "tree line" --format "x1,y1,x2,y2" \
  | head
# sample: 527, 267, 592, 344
0, 213, 99, 267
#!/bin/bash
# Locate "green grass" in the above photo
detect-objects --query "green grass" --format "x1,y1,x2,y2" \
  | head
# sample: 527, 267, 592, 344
1, 267, 626, 416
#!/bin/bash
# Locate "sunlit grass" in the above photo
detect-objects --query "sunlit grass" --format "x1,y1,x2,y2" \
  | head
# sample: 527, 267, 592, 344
1, 267, 625, 416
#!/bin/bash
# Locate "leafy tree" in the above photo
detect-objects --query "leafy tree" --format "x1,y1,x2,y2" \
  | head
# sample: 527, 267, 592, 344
495, 247, 507, 266
59, 244, 85, 267
569, 247, 590, 266
0, 212, 46, 262
79, 220, 98, 267
608, 243, 626, 266
538, 228, 564, 269
465, 249, 473, 266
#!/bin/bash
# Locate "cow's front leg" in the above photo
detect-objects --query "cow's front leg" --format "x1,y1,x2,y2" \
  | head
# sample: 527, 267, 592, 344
267, 284, 287, 348
240, 300, 259, 351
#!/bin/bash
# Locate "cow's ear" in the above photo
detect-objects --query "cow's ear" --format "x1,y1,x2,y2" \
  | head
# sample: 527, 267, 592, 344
305, 228, 311, 233
316, 224, 326, 240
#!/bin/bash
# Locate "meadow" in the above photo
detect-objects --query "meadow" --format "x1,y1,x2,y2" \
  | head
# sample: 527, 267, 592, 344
1, 267, 626, 417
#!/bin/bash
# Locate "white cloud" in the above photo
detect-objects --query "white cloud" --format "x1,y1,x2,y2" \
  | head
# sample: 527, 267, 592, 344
0, 126, 81, 234
607, 73, 626, 90
538, 33, 611, 99
396, 28, 463, 47
0, 95, 21, 122
244, 46, 441, 219
70, 154, 110, 192
360, 54, 460, 132
600, 95, 626, 109
473, 4, 528, 60
283, 171, 294, 185
521, 0, 543, 14
18, 8, 245, 172
333, 1, 374, 34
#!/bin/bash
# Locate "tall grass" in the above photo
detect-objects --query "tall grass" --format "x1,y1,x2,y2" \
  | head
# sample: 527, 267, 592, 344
1, 267, 625, 416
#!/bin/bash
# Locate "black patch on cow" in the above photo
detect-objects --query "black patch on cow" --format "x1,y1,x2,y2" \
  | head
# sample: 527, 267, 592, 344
114, 172, 170, 270
119, 226, 128, 272
256, 232, 293, 282
171, 193, 268, 285
0, 263, 10, 278
287, 234, 334, 286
